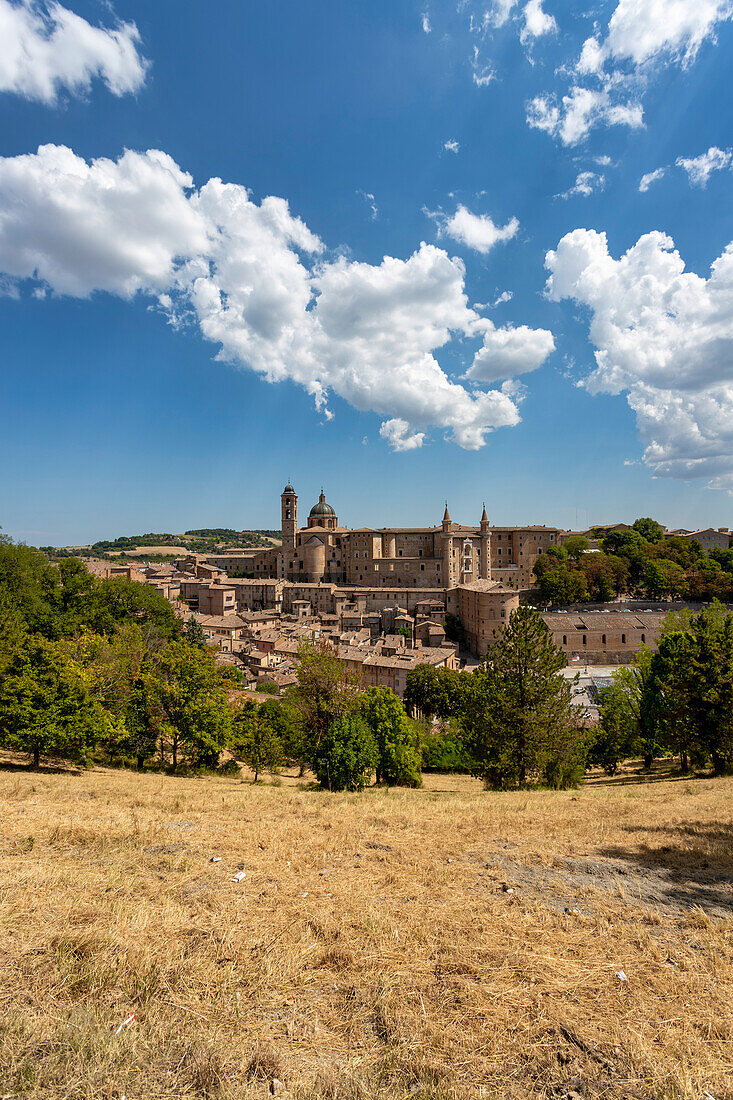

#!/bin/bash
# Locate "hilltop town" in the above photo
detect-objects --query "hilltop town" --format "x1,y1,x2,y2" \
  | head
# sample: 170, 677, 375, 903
82, 483, 733, 699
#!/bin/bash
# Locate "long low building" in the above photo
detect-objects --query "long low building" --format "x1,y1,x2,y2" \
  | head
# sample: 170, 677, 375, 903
541, 609, 669, 664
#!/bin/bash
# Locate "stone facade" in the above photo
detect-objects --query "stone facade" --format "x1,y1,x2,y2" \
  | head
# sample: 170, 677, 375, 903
189, 485, 562, 593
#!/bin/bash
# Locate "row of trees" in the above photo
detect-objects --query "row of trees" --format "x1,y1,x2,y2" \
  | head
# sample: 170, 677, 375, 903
0, 538, 423, 786
594, 603, 733, 777
534, 517, 733, 605
0, 537, 589, 789
4, 535, 729, 788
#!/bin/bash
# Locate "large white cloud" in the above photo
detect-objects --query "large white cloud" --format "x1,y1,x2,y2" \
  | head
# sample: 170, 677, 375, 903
430, 204, 519, 254
0, 144, 546, 451
604, 0, 733, 67
546, 228, 733, 489
0, 144, 209, 296
0, 0, 147, 104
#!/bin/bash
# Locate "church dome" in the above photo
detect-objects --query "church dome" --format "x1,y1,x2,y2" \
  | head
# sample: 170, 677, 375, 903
309, 490, 335, 518
282, 482, 295, 494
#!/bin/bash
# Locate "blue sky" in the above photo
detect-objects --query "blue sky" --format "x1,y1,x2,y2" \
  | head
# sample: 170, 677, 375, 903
1, 0, 733, 544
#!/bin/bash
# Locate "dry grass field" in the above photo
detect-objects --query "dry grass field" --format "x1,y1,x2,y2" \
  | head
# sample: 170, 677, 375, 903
1, 762, 732, 1100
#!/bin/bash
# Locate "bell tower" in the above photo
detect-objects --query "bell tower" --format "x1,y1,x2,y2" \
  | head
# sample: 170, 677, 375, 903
281, 482, 297, 553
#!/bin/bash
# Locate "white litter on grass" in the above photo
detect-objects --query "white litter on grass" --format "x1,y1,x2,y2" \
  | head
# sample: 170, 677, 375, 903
113, 1012, 136, 1035
232, 871, 246, 883
210, 856, 222, 863
299, 892, 308, 898
615, 970, 628, 982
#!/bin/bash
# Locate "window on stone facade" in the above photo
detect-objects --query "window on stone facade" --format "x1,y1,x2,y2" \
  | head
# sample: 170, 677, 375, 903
602, 634, 606, 644
641, 634, 645, 643
563, 635, 567, 645
582, 635, 587, 645
622, 634, 626, 644
421, 564, 425, 571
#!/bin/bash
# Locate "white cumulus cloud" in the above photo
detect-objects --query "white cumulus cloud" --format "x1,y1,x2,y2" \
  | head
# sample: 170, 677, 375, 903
0, 0, 147, 104
605, 0, 733, 67
430, 203, 519, 254
467, 322, 555, 382
380, 419, 425, 451
545, 227, 733, 489
421, 11, 431, 33
0, 144, 537, 452
529, 0, 732, 146
520, 0, 557, 45
443, 139, 460, 154
676, 146, 732, 186
527, 86, 643, 145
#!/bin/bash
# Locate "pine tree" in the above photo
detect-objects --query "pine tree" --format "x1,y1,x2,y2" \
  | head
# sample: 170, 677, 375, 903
461, 605, 582, 789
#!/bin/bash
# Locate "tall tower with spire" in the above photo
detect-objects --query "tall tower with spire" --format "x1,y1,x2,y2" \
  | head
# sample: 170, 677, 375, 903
441, 503, 452, 533
480, 503, 491, 580
281, 482, 297, 553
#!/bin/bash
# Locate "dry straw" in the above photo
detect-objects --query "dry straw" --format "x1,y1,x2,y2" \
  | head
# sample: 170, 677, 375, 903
0, 759, 731, 1098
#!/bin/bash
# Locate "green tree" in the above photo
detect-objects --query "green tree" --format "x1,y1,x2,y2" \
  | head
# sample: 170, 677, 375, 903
258, 698, 307, 771
460, 606, 582, 789
232, 701, 283, 781
57, 557, 98, 634
600, 530, 650, 587
591, 684, 635, 774
604, 646, 663, 770
290, 639, 360, 760
649, 536, 702, 571
0, 635, 111, 767
633, 517, 665, 543
154, 641, 232, 770
534, 564, 589, 606
563, 535, 590, 561
418, 718, 471, 773
361, 686, 422, 787
89, 577, 180, 641
678, 606, 733, 775
0, 540, 62, 637
312, 711, 377, 792
183, 617, 207, 649
403, 665, 469, 719
577, 555, 615, 601
64, 624, 159, 768
643, 559, 687, 599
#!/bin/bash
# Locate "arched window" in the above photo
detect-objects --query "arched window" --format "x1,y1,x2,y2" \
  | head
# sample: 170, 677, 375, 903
562, 635, 567, 645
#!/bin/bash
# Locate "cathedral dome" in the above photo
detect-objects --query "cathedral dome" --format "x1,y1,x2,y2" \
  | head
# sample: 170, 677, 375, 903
309, 490, 335, 518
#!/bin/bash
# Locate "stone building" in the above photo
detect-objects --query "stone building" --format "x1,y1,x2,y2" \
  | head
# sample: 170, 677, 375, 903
193, 484, 562, 593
